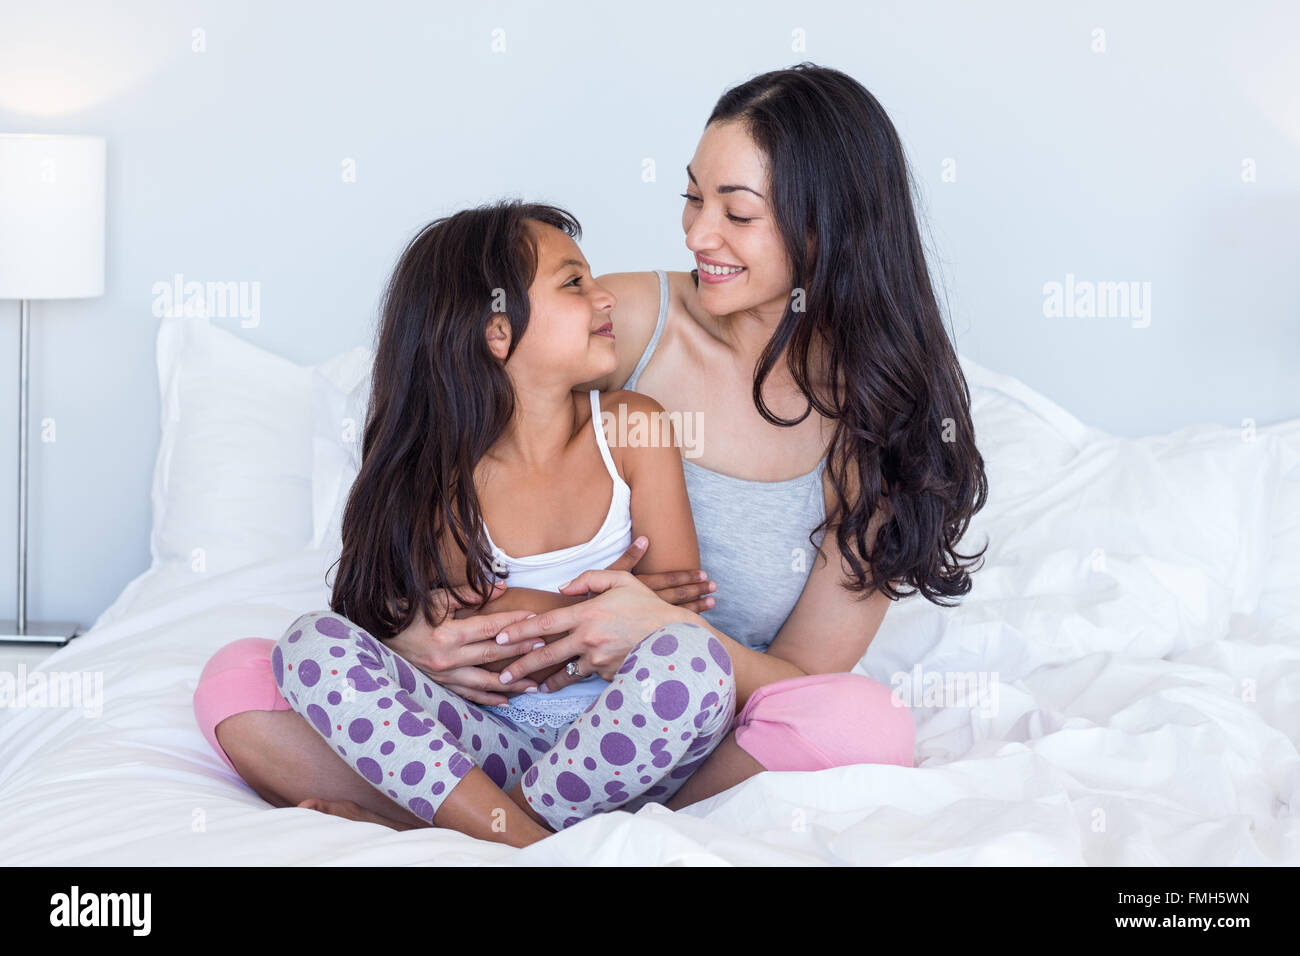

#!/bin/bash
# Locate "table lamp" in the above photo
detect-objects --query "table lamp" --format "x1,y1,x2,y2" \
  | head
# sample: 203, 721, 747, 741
0, 133, 105, 645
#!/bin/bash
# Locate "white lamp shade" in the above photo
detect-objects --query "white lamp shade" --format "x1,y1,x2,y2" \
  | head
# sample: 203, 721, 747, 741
0, 134, 106, 300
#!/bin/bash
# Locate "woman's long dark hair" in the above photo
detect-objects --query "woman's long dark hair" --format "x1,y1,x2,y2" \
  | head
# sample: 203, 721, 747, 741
704, 63, 988, 606
329, 200, 582, 640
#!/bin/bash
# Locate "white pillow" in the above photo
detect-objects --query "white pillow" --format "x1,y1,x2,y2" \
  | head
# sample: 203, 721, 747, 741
310, 347, 374, 553
151, 317, 315, 576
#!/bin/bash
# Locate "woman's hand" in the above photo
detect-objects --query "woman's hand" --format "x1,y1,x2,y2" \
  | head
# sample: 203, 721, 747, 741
488, 569, 694, 689
384, 580, 548, 706
468, 536, 717, 684
389, 537, 716, 703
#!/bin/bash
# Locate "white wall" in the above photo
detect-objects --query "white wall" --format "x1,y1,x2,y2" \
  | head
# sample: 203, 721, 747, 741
0, 0, 1296, 627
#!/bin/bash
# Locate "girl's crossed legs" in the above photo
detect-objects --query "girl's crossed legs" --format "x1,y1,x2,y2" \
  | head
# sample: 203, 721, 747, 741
270, 610, 738, 834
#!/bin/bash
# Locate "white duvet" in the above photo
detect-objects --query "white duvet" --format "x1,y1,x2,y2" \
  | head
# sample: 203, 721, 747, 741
2, 356, 1297, 865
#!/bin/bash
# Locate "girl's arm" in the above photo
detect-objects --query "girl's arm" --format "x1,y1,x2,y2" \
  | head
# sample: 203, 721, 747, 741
603, 389, 701, 575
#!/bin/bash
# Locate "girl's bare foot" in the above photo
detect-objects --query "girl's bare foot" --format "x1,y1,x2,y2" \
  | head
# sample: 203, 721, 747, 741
297, 797, 424, 831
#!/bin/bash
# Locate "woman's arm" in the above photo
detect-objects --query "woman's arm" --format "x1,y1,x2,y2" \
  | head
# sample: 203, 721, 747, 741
484, 571, 801, 706
684, 536, 891, 711
490, 468, 896, 710
762, 466, 895, 674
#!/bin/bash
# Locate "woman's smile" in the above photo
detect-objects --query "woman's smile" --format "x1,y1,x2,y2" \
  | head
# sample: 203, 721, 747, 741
696, 253, 747, 284
592, 320, 615, 338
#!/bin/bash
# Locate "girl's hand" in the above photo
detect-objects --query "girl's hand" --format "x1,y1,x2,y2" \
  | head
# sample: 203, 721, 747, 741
488, 569, 694, 690
385, 581, 547, 706
603, 535, 717, 613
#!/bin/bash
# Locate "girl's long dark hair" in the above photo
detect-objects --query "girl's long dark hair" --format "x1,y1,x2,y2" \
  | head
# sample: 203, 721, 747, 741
329, 200, 582, 640
704, 63, 988, 605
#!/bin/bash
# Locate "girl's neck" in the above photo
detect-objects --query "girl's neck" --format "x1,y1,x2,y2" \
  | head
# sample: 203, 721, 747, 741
487, 382, 583, 470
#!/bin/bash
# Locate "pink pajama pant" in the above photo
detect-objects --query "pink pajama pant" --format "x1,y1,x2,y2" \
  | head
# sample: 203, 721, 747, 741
194, 630, 915, 791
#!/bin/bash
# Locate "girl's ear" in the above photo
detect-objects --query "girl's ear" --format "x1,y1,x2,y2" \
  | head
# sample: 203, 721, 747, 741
485, 312, 512, 361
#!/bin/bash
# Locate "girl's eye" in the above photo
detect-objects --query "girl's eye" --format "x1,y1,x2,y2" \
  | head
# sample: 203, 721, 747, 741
680, 193, 751, 224
565, 275, 582, 287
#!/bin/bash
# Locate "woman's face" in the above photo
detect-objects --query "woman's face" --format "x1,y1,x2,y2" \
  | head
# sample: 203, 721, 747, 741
682, 120, 792, 319
489, 220, 617, 388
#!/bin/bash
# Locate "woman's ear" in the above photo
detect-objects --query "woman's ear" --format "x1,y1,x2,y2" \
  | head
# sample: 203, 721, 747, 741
485, 312, 512, 361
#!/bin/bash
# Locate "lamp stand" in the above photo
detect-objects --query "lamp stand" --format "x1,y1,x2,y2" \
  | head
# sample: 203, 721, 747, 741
0, 299, 80, 646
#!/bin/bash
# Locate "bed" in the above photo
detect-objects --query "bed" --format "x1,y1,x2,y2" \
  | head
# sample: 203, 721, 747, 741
1, 314, 1296, 865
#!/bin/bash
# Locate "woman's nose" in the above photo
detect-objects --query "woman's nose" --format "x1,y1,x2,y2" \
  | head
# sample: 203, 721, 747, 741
684, 216, 722, 254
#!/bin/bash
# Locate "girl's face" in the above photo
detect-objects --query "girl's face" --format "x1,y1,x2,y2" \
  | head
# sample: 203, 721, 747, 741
487, 221, 617, 388
682, 120, 793, 319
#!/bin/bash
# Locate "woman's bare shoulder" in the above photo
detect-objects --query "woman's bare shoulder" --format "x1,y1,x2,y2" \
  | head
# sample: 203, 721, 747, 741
665, 269, 708, 324
588, 270, 672, 390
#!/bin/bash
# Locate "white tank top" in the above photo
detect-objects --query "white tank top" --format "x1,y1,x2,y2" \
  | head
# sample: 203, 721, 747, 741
482, 389, 633, 728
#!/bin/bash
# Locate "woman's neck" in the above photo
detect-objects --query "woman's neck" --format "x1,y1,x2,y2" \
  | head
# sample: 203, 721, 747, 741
707, 296, 831, 395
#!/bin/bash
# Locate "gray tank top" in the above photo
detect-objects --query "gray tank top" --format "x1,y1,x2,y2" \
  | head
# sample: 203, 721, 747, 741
624, 270, 828, 654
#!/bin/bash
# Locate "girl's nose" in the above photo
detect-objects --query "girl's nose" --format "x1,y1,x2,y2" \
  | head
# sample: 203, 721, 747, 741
591, 281, 616, 312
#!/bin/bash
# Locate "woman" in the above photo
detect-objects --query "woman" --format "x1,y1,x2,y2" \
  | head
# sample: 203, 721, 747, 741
194, 62, 988, 845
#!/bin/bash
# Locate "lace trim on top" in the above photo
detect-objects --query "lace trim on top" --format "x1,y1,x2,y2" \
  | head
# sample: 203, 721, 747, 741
484, 693, 595, 728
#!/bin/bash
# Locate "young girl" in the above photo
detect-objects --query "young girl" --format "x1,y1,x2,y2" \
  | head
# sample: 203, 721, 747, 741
270, 200, 737, 842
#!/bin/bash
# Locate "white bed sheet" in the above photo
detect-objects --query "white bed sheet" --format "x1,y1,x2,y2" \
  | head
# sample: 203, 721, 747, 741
2, 357, 1297, 865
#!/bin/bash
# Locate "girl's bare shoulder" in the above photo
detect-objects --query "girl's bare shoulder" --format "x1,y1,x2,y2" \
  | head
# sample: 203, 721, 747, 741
593, 388, 673, 481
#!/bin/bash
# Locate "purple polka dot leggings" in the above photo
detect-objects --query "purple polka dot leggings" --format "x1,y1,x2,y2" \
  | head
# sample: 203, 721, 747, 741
272, 611, 737, 832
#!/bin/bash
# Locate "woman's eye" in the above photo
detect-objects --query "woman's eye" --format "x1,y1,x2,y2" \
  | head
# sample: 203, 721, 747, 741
679, 193, 750, 224
565, 275, 582, 287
